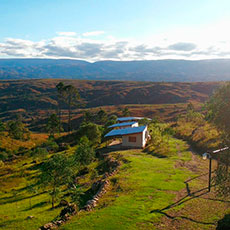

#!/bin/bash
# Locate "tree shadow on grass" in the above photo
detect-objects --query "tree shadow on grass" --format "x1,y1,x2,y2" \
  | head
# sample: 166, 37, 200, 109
150, 172, 218, 227
0, 191, 45, 205
216, 214, 230, 230
150, 187, 216, 226
0, 218, 23, 228
23, 201, 48, 211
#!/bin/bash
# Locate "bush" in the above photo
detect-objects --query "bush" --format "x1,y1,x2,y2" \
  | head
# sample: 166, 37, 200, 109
0, 151, 8, 161
78, 123, 101, 146
31, 147, 48, 160
0, 160, 4, 167
75, 136, 95, 166
42, 140, 59, 152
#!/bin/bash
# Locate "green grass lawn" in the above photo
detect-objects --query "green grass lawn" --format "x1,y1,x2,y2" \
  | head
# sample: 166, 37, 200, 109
60, 144, 194, 230
0, 155, 63, 230
1, 127, 228, 230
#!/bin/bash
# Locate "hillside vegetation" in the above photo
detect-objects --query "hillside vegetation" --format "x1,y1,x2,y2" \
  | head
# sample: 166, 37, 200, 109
0, 79, 220, 127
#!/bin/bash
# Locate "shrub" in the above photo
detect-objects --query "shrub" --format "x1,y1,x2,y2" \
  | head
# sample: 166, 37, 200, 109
78, 122, 101, 146
42, 140, 59, 152
75, 136, 95, 166
0, 151, 8, 161
31, 147, 48, 161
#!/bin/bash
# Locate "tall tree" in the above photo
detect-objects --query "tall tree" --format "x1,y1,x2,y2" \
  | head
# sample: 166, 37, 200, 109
56, 82, 65, 132
46, 114, 62, 138
63, 84, 80, 133
206, 82, 230, 197
206, 83, 230, 142
38, 154, 74, 208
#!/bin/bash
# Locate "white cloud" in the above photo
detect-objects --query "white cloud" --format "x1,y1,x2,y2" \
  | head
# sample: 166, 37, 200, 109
56, 32, 77, 37
2, 28, 230, 61
83, 31, 105, 37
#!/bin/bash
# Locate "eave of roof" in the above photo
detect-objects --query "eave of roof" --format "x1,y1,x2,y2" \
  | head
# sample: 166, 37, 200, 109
105, 126, 147, 138
117, 117, 151, 122
108, 121, 137, 128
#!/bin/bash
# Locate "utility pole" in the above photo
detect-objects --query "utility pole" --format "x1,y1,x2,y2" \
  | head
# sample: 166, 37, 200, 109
203, 147, 229, 192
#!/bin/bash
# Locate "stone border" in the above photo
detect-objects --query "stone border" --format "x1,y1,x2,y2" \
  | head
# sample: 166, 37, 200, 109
39, 157, 120, 230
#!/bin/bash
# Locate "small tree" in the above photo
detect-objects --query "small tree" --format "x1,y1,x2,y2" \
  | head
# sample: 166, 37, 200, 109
96, 109, 108, 124
83, 110, 94, 123
105, 114, 117, 127
69, 184, 83, 205
75, 136, 95, 166
26, 184, 38, 209
7, 119, 30, 140
38, 154, 74, 208
78, 122, 101, 146
0, 120, 5, 132
122, 107, 130, 116
46, 114, 62, 138
31, 147, 48, 162
187, 102, 195, 112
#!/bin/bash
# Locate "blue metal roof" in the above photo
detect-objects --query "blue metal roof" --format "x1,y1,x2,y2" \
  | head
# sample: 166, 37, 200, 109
105, 126, 147, 138
117, 117, 144, 122
108, 121, 137, 128
117, 117, 151, 122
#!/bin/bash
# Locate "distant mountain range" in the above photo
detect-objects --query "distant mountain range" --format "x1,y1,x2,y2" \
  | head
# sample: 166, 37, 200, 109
1, 58, 230, 82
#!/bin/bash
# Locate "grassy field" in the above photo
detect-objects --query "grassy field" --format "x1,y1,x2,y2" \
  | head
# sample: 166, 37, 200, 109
60, 133, 230, 230
0, 124, 229, 230
0, 155, 63, 230
60, 136, 199, 230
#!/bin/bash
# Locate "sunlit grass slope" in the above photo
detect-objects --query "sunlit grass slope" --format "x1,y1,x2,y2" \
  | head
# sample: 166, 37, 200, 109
61, 141, 193, 230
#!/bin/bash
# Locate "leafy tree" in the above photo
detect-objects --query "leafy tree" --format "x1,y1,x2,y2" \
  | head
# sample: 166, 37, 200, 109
31, 147, 48, 161
0, 120, 5, 132
69, 184, 83, 205
206, 83, 230, 197
41, 139, 59, 153
63, 84, 80, 132
26, 184, 38, 209
46, 114, 62, 138
139, 118, 150, 126
7, 119, 30, 140
0, 151, 8, 161
38, 154, 74, 208
56, 82, 65, 131
96, 109, 108, 124
105, 114, 117, 127
206, 83, 230, 142
187, 102, 195, 112
122, 107, 130, 116
78, 122, 101, 146
75, 136, 95, 166
83, 110, 94, 123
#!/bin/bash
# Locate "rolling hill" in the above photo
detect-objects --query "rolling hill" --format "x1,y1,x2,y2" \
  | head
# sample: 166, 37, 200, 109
0, 79, 220, 112
1, 58, 230, 81
0, 79, 221, 131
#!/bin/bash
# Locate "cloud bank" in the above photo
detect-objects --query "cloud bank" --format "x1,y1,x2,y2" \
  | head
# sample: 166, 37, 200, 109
1, 30, 230, 61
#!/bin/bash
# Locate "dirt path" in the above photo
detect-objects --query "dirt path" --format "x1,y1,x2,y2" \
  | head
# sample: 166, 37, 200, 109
155, 146, 230, 230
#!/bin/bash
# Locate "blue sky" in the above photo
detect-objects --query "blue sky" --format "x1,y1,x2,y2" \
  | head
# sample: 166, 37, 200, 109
1, 0, 230, 60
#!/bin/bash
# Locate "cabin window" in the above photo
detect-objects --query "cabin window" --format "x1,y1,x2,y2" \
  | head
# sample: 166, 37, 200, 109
128, 136, 136, 142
